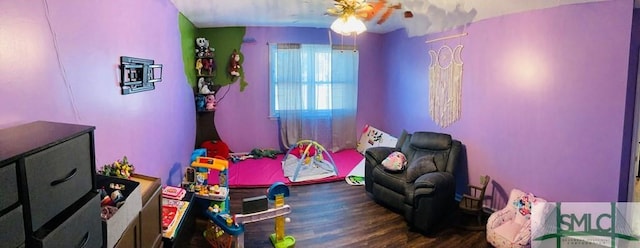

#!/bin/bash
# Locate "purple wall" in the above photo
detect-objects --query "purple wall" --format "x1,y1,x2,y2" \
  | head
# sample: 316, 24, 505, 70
214, 27, 386, 152
383, 1, 633, 203
0, 0, 194, 186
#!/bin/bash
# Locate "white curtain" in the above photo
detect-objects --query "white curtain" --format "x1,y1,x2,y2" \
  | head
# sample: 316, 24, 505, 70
330, 47, 359, 152
269, 44, 359, 152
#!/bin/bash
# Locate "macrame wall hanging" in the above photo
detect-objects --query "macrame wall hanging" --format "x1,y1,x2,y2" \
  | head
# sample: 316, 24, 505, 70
428, 44, 464, 128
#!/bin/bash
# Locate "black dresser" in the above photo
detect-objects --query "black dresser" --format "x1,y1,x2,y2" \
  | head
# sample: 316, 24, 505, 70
0, 121, 103, 248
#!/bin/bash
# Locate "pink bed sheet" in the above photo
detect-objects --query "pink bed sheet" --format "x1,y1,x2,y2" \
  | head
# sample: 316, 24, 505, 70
207, 148, 364, 188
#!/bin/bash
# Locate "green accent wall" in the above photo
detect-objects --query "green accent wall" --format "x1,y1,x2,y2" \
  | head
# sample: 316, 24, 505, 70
198, 27, 248, 91
178, 13, 197, 88
178, 18, 248, 91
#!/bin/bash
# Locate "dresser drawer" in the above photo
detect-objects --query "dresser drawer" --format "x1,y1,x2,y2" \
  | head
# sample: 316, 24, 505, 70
31, 193, 102, 248
23, 133, 93, 231
0, 206, 25, 248
0, 163, 18, 212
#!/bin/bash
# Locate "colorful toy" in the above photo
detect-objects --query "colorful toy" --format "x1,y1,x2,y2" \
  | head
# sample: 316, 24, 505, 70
201, 140, 230, 159
195, 58, 203, 75
195, 94, 206, 112
202, 182, 295, 248
205, 94, 216, 111
98, 156, 135, 179
282, 140, 338, 182
267, 182, 295, 248
192, 156, 228, 172
190, 149, 295, 248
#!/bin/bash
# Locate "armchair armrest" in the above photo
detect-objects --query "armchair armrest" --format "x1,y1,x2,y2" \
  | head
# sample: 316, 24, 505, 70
411, 172, 456, 214
412, 172, 454, 198
487, 206, 516, 229
514, 220, 532, 246
364, 146, 397, 193
414, 171, 454, 190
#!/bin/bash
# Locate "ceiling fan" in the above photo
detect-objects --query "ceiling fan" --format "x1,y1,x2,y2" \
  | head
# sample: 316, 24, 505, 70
326, 0, 413, 25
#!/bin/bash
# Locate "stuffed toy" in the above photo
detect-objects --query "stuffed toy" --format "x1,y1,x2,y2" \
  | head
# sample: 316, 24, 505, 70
205, 94, 216, 111
249, 148, 280, 159
200, 140, 230, 159
198, 77, 213, 94
196, 38, 217, 76
203, 38, 214, 56
513, 193, 537, 216
202, 57, 215, 75
195, 95, 206, 112
228, 49, 241, 78
196, 59, 204, 76
289, 143, 318, 158
195, 38, 208, 57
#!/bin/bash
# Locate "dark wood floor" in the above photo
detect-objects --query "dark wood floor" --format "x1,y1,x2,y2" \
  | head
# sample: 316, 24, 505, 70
186, 181, 491, 248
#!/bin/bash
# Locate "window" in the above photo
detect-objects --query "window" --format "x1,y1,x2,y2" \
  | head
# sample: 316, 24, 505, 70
269, 44, 358, 117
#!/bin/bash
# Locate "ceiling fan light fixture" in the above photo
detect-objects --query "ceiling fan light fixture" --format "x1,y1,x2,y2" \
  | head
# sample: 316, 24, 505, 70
330, 15, 367, 36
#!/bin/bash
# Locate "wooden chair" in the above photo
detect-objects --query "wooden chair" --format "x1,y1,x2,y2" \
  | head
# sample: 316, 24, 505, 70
458, 175, 490, 230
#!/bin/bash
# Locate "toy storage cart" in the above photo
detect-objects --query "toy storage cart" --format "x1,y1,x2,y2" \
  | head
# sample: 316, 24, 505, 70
190, 156, 295, 248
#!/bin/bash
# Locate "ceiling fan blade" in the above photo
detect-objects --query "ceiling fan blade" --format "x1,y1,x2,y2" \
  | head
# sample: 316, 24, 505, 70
362, 0, 387, 22
354, 5, 372, 20
327, 8, 342, 16
376, 6, 395, 25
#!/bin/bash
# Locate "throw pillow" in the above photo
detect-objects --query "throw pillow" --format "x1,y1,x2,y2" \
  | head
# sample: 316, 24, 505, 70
381, 151, 407, 171
513, 193, 537, 225
406, 155, 438, 182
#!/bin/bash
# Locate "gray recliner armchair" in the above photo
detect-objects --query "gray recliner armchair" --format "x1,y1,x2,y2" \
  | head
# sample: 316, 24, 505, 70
364, 131, 462, 233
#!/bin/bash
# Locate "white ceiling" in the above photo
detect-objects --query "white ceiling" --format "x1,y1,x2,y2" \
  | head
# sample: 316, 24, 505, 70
171, 0, 608, 37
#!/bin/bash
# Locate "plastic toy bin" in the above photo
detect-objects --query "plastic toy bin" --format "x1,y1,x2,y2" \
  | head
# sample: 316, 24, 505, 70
96, 175, 142, 248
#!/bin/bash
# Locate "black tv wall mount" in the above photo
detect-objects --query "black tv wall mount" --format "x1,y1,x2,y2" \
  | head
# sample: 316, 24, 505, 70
119, 56, 163, 95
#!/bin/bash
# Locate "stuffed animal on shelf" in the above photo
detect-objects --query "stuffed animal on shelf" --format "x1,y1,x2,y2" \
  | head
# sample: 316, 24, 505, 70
195, 95, 206, 112
195, 58, 203, 75
205, 94, 216, 111
195, 38, 216, 76
195, 37, 210, 57
202, 58, 215, 75
228, 49, 241, 78
198, 77, 214, 94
